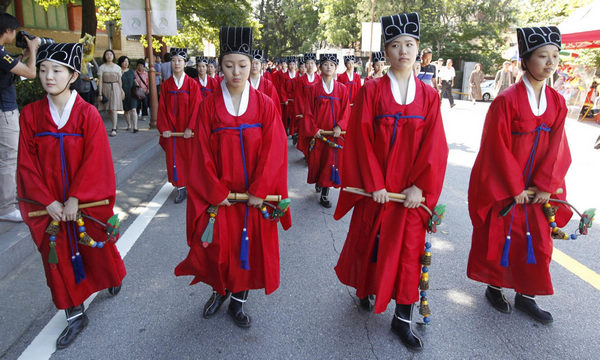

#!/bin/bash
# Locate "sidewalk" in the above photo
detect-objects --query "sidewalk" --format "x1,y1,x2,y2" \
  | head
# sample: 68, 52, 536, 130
0, 112, 161, 280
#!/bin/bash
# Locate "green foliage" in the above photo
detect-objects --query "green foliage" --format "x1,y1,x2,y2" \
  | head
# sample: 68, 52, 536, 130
15, 78, 45, 110
320, 0, 362, 48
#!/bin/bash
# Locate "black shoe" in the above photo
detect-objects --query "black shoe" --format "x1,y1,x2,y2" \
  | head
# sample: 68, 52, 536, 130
133, 128, 139, 133
514, 293, 553, 324
485, 285, 512, 314
359, 295, 375, 312
228, 290, 251, 328
174, 187, 187, 204
391, 303, 423, 352
292, 134, 298, 145
56, 305, 89, 350
108, 285, 121, 296
320, 187, 331, 208
203, 290, 231, 318
315, 184, 321, 193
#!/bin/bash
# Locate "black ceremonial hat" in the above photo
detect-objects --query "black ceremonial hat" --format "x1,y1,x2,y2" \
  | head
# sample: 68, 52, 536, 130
287, 56, 297, 64
220, 27, 253, 58
304, 53, 317, 62
37, 43, 83, 73
380, 12, 420, 44
517, 26, 561, 58
252, 49, 264, 61
319, 53, 338, 66
372, 51, 385, 63
298, 56, 305, 65
343, 55, 356, 63
170, 48, 188, 60
196, 56, 209, 64
208, 58, 217, 66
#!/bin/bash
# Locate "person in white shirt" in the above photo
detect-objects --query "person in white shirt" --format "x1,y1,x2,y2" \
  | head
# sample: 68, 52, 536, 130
438, 59, 455, 108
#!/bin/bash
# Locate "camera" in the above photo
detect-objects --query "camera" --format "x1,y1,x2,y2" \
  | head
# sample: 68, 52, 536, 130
15, 30, 54, 49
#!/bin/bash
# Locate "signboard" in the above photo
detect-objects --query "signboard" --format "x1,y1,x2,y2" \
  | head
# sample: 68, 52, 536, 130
121, 0, 178, 36
361, 22, 381, 52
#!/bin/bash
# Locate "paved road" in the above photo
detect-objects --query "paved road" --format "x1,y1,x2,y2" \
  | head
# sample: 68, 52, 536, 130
3, 100, 600, 360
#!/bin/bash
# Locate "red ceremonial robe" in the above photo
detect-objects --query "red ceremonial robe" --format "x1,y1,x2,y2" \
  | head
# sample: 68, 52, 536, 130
337, 71, 362, 105
304, 79, 350, 188
17, 94, 126, 309
334, 75, 448, 313
293, 73, 321, 156
467, 82, 572, 295
196, 75, 220, 101
263, 70, 273, 82
157, 74, 202, 187
250, 75, 282, 116
279, 71, 298, 134
175, 84, 291, 295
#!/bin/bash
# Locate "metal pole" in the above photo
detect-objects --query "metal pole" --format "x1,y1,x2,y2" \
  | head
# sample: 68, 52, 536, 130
368, 0, 375, 76
145, 0, 158, 129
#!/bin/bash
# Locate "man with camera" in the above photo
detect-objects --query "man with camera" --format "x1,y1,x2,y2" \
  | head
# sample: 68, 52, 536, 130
0, 13, 39, 222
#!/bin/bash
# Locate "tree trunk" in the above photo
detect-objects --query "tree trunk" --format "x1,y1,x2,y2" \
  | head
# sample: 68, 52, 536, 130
81, 0, 97, 38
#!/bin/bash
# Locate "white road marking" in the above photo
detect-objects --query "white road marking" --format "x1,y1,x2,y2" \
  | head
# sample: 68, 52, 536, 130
18, 182, 173, 360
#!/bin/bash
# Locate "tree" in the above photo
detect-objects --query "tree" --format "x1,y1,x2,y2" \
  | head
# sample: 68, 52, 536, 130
320, 0, 362, 49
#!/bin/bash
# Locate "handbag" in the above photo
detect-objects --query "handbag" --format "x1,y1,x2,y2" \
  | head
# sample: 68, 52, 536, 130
133, 72, 148, 100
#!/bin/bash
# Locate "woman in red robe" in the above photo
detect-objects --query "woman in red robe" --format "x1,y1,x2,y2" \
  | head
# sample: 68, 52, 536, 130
18, 43, 126, 349
293, 53, 320, 157
334, 13, 448, 351
337, 55, 362, 106
157, 48, 201, 204
304, 53, 350, 208
196, 56, 220, 101
467, 26, 571, 325
281, 57, 298, 135
249, 49, 282, 115
365, 51, 386, 82
175, 27, 291, 329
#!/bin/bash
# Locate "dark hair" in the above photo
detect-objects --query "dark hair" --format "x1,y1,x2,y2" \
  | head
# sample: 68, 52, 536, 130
164, 53, 172, 62
102, 49, 116, 63
521, 53, 532, 71
0, 13, 20, 35
136, 58, 145, 66
117, 55, 129, 67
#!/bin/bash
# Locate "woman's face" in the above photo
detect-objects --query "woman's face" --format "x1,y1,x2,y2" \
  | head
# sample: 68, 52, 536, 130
197, 62, 207, 76
104, 51, 114, 63
306, 60, 316, 74
525, 44, 559, 81
320, 61, 336, 77
385, 36, 418, 73
171, 56, 185, 74
207, 63, 216, 74
250, 59, 261, 76
136, 63, 145, 72
121, 58, 129, 70
474, 64, 481, 72
374, 61, 384, 73
345, 60, 354, 71
39, 61, 78, 96
288, 62, 296, 72
222, 53, 250, 89
298, 63, 306, 75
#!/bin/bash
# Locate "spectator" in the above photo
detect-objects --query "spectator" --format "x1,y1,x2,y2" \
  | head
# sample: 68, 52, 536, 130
0, 12, 39, 222
154, 54, 162, 97
413, 54, 421, 75
118, 56, 138, 133
436, 57, 444, 80
98, 49, 124, 137
438, 59, 456, 108
417, 48, 439, 92
510, 59, 519, 83
160, 52, 172, 82
469, 63, 484, 105
494, 61, 513, 95
135, 58, 149, 120
75, 35, 98, 106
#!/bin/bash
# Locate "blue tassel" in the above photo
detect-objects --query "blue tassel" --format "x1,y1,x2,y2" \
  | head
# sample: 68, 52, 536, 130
334, 168, 341, 185
370, 235, 379, 263
240, 227, 250, 270
173, 165, 178, 182
526, 232, 537, 264
500, 236, 511, 267
330, 164, 335, 182
72, 253, 86, 283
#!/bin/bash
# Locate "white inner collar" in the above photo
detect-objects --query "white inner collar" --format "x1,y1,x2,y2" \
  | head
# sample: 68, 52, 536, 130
322, 78, 334, 94
387, 70, 416, 105
288, 70, 296, 79
307, 73, 315, 82
173, 72, 186, 89
48, 90, 78, 130
250, 75, 261, 90
221, 79, 249, 116
198, 74, 207, 87
522, 75, 547, 116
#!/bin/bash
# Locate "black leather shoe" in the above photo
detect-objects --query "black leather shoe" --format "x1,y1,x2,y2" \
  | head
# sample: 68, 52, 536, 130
515, 293, 553, 324
56, 305, 89, 350
315, 184, 321, 193
108, 285, 121, 296
485, 285, 512, 314
359, 295, 375, 312
228, 290, 251, 328
203, 290, 230, 319
391, 303, 423, 352
292, 134, 298, 145
174, 187, 187, 204
320, 187, 331, 208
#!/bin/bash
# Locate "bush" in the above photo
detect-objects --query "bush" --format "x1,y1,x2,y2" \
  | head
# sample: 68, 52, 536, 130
15, 77, 45, 110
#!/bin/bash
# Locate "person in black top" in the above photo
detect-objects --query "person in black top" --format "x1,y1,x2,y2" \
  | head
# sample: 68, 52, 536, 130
417, 48, 438, 92
0, 12, 38, 223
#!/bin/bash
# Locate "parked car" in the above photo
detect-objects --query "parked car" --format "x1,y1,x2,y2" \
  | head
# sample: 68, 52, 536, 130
480, 80, 495, 102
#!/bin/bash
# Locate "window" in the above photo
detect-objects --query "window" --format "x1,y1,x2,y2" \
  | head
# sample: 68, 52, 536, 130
21, 0, 69, 30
